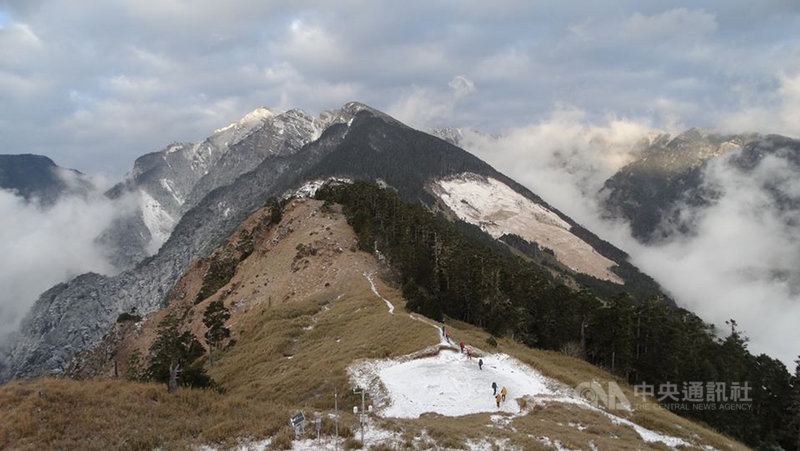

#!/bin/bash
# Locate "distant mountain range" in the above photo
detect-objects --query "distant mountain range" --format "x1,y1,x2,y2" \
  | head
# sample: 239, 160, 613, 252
601, 128, 800, 243
0, 154, 94, 205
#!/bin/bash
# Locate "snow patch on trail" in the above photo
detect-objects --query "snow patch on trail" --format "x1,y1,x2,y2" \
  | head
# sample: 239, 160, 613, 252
363, 272, 395, 314
351, 350, 565, 418
348, 348, 691, 448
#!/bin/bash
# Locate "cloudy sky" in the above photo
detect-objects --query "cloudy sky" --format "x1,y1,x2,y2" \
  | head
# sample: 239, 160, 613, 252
1, 0, 799, 176
2, 1, 800, 365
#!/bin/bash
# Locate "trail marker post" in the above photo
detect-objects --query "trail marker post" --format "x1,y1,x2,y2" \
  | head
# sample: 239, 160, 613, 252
289, 411, 305, 439
334, 389, 339, 451
353, 387, 367, 444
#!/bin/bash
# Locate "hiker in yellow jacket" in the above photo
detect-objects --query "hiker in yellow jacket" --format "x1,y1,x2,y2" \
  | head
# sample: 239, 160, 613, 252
495, 393, 502, 408
501, 386, 508, 402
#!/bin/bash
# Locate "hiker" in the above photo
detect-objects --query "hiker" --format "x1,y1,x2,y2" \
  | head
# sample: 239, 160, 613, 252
495, 393, 502, 408
501, 386, 507, 402
445, 331, 451, 344
441, 325, 445, 337
467, 348, 472, 360
459, 341, 465, 353
478, 358, 483, 370
492, 382, 497, 395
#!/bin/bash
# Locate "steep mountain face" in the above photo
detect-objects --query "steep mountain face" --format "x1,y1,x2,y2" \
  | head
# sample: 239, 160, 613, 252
99, 107, 333, 270
0, 154, 93, 205
598, 129, 798, 243
0, 102, 663, 382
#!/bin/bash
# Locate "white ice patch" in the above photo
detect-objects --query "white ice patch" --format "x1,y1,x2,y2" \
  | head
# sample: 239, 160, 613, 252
432, 174, 623, 283
139, 190, 176, 254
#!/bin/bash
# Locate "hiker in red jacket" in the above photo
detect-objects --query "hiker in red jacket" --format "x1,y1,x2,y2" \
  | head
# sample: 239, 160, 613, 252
467, 347, 473, 360
444, 331, 451, 344
459, 341, 465, 353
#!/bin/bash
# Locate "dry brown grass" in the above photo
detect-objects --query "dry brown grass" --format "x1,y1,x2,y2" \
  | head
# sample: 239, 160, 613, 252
0, 377, 238, 450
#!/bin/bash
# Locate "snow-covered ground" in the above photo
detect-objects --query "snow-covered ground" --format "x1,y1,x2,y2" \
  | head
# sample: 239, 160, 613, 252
348, 348, 690, 448
431, 173, 623, 283
373, 350, 552, 417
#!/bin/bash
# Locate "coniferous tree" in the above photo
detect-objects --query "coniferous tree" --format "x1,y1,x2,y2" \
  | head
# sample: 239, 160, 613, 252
147, 314, 212, 392
203, 300, 231, 366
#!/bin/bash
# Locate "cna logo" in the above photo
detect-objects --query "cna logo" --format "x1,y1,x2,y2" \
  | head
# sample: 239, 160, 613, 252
575, 381, 631, 410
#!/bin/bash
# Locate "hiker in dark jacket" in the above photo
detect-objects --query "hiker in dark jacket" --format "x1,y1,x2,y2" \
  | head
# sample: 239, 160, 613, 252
478, 358, 483, 370
492, 382, 497, 395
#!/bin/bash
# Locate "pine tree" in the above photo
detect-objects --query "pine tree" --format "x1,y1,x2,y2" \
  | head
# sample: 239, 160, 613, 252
268, 197, 282, 224
147, 314, 212, 392
203, 300, 231, 366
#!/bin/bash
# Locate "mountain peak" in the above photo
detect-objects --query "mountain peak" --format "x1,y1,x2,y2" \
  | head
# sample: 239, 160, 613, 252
340, 101, 375, 115
213, 106, 275, 135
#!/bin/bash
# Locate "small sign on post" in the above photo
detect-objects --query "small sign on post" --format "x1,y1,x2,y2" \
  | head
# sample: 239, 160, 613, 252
289, 411, 305, 438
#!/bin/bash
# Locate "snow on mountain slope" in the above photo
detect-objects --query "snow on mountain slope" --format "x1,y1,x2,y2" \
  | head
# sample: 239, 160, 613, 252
139, 190, 176, 253
212, 107, 275, 144
431, 173, 623, 283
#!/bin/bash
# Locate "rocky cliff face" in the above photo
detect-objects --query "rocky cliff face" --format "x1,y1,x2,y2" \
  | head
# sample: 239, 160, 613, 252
0, 103, 661, 382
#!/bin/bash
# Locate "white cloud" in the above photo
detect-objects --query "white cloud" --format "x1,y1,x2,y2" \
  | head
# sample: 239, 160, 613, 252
625, 8, 717, 41
0, 188, 123, 341
448, 75, 476, 98
278, 19, 345, 73
626, 152, 800, 366
719, 72, 800, 138
458, 106, 655, 222
387, 75, 478, 129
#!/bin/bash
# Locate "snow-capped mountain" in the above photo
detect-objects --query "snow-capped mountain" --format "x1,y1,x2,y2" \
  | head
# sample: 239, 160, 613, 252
99, 105, 359, 269
0, 102, 663, 382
